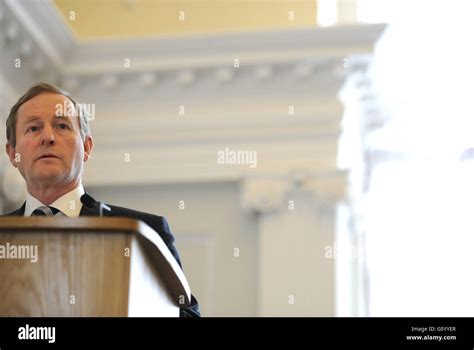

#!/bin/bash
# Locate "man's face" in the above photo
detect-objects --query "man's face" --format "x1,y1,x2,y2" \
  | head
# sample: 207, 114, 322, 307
6, 92, 93, 189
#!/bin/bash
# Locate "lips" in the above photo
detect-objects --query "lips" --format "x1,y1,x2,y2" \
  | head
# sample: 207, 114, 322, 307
37, 153, 59, 160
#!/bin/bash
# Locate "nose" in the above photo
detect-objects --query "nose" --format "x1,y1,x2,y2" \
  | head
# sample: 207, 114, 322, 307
40, 124, 55, 146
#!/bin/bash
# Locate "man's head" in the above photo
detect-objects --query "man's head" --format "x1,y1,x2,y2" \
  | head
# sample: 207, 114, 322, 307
5, 83, 93, 193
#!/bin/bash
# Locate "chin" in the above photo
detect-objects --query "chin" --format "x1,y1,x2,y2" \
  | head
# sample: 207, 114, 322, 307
34, 171, 65, 182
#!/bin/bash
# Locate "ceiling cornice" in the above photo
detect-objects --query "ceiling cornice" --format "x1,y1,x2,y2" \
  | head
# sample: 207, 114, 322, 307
5, 0, 76, 66
2, 0, 386, 97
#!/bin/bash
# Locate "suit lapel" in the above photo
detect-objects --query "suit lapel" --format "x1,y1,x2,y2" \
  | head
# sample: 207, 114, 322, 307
79, 193, 113, 217
79, 194, 100, 216
79, 204, 99, 216
6, 202, 26, 216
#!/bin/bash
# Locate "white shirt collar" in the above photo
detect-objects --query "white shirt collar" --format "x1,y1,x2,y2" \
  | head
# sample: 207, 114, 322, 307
24, 183, 85, 217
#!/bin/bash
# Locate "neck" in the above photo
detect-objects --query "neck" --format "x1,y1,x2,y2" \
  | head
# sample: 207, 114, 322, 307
27, 179, 80, 205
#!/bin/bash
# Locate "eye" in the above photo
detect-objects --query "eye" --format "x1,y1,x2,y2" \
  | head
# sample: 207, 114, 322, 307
58, 123, 69, 130
27, 126, 39, 133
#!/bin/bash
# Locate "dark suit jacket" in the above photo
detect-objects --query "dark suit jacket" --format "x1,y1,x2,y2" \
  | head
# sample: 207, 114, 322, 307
3, 194, 200, 317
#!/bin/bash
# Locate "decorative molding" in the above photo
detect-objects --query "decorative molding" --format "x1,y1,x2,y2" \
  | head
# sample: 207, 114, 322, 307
1, 0, 386, 97
88, 96, 343, 145
83, 139, 341, 186
5, 0, 76, 67
240, 170, 347, 214
240, 177, 288, 213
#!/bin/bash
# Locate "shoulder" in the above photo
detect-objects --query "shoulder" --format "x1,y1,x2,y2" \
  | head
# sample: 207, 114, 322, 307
1, 203, 25, 216
105, 203, 182, 266
107, 204, 175, 244
107, 204, 167, 226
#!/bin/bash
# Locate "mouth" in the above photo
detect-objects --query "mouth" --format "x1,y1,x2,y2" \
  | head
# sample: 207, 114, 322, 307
37, 154, 59, 161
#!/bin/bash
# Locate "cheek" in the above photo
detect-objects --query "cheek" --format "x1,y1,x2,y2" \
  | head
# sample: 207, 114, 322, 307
15, 141, 35, 164
71, 140, 84, 162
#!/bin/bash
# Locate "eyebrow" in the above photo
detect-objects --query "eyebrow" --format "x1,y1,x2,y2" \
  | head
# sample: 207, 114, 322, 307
21, 116, 42, 125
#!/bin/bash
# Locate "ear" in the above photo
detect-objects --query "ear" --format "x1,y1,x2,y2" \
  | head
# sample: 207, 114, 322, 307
5, 143, 18, 168
83, 135, 93, 162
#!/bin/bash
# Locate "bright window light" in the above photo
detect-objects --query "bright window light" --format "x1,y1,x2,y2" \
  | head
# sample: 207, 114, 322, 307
364, 0, 474, 316
317, 0, 338, 27
357, 0, 395, 23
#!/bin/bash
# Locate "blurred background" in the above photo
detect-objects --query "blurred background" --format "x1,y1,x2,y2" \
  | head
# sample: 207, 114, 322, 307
1, 0, 473, 316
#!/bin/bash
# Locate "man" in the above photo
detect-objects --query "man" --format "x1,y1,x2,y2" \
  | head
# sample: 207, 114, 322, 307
2, 82, 200, 317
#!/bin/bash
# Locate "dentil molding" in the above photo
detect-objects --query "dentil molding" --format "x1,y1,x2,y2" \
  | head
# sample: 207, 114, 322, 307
1, 0, 386, 99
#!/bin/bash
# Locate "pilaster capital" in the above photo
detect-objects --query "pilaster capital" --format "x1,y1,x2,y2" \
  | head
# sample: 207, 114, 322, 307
240, 170, 348, 214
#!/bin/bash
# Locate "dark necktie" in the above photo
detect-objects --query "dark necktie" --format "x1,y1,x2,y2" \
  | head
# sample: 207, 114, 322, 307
31, 206, 62, 216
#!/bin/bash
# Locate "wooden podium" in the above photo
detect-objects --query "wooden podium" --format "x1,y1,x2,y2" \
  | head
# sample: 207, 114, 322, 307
0, 217, 191, 317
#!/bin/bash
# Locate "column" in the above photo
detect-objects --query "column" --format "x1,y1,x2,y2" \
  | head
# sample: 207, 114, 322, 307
241, 171, 346, 316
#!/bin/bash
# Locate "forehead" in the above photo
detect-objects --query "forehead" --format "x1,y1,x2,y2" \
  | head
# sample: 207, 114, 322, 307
17, 92, 76, 120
